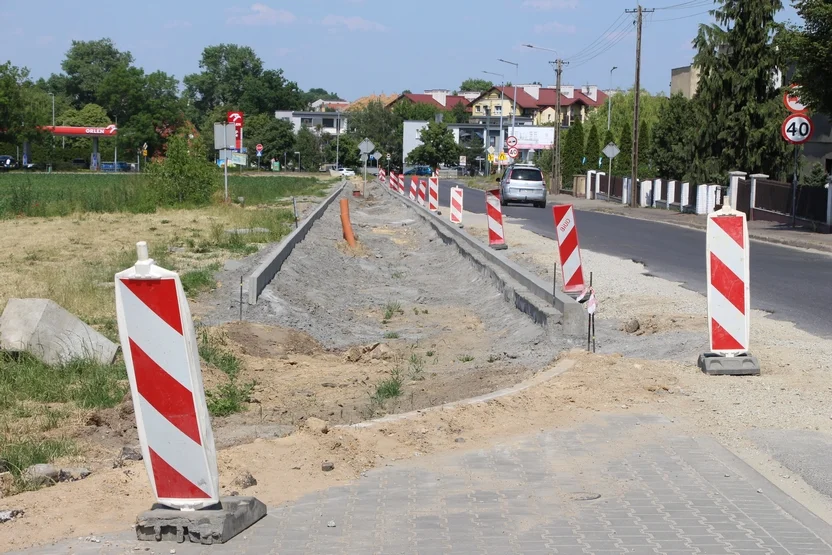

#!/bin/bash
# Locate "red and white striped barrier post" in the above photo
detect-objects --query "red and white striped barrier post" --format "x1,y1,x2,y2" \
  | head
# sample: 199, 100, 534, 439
116, 242, 266, 542
699, 205, 760, 375
398, 175, 405, 195
409, 177, 417, 201
428, 176, 439, 212
389, 173, 397, 191
378, 168, 386, 183
450, 186, 464, 225
552, 204, 586, 294
418, 179, 427, 207
486, 189, 507, 250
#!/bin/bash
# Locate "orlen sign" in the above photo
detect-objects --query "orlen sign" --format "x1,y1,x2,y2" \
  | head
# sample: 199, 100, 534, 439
227, 111, 244, 151
47, 125, 118, 137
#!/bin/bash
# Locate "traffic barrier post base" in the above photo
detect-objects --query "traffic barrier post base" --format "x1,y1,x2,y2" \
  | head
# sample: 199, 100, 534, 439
136, 496, 267, 545
697, 352, 760, 376
489, 243, 508, 251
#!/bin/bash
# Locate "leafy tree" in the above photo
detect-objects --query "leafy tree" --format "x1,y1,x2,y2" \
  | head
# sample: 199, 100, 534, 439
586, 91, 666, 154
0, 63, 49, 144
638, 119, 652, 177
60, 39, 134, 107
560, 120, 585, 187
59, 103, 111, 152
302, 87, 342, 107
584, 123, 601, 171
600, 128, 615, 173
326, 133, 360, 169
407, 122, 461, 170
460, 135, 485, 174
147, 132, 219, 204
460, 78, 493, 93
240, 69, 304, 115
445, 101, 469, 124
614, 121, 632, 177
692, 0, 790, 182
779, 0, 832, 115
294, 127, 321, 171
184, 45, 263, 117
651, 93, 696, 180
243, 113, 295, 165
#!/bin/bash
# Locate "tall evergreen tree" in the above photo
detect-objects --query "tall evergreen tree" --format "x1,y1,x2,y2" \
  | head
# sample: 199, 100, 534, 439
692, 0, 790, 182
560, 120, 585, 188
614, 121, 632, 177
600, 128, 615, 173
638, 119, 652, 177
585, 123, 601, 171
652, 94, 696, 180
779, 0, 832, 117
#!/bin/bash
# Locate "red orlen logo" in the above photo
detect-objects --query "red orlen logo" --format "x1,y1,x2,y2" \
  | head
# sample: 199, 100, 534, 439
84, 125, 118, 136
227, 111, 244, 126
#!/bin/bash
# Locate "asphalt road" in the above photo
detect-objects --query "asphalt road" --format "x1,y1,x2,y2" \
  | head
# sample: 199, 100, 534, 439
440, 179, 832, 338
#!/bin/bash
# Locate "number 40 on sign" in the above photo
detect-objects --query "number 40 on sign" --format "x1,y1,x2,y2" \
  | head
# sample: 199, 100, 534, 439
781, 113, 813, 145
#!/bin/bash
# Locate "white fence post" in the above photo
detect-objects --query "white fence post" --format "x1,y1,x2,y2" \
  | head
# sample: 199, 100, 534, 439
728, 171, 747, 210
586, 170, 596, 200
652, 179, 662, 207
666, 180, 676, 209
640, 180, 651, 207
595, 172, 605, 198
749, 173, 767, 221
681, 182, 690, 212
622, 178, 630, 205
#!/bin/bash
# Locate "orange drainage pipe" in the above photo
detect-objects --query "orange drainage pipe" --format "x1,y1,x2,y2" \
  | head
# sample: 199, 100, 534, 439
340, 199, 357, 248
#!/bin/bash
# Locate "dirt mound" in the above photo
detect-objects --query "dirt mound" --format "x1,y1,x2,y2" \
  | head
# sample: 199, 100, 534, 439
224, 321, 323, 358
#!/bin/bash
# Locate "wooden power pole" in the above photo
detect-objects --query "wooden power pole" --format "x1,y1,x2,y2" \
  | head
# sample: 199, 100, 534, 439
549, 59, 568, 193
626, 5, 653, 207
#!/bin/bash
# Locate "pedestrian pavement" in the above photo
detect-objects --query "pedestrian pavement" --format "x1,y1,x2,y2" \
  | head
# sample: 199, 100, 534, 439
14, 414, 832, 554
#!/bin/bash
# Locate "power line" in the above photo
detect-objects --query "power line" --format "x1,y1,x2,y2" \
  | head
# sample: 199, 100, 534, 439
625, 5, 655, 208
562, 12, 628, 62
655, 0, 712, 10
650, 9, 711, 22
568, 30, 633, 70
566, 15, 635, 65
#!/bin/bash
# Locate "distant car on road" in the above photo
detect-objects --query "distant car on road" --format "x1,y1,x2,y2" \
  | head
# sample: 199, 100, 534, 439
404, 166, 432, 176
496, 164, 547, 208
0, 155, 18, 171
338, 168, 356, 177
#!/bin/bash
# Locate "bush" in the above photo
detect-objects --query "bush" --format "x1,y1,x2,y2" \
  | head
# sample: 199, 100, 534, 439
146, 134, 220, 205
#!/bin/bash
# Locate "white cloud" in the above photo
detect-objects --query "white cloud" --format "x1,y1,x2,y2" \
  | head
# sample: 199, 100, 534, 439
522, 0, 578, 10
228, 3, 296, 26
533, 21, 577, 34
321, 15, 387, 32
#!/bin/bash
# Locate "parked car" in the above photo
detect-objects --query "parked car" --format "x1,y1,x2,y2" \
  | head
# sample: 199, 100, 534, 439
496, 164, 547, 208
0, 155, 18, 171
338, 168, 356, 177
71, 158, 90, 169
404, 166, 432, 176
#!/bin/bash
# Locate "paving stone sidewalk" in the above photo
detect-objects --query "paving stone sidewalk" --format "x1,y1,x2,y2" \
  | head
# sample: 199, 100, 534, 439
14, 414, 832, 555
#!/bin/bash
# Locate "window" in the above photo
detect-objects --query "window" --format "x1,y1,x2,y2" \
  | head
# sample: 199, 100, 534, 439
510, 168, 543, 181
494, 105, 502, 115
301, 118, 313, 127
322, 118, 335, 128
476, 105, 482, 113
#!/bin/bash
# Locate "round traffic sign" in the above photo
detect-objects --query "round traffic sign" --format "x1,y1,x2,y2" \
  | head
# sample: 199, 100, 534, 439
508, 146, 519, 159
256, 143, 264, 152
506, 136, 518, 148
784, 86, 806, 113
781, 113, 813, 144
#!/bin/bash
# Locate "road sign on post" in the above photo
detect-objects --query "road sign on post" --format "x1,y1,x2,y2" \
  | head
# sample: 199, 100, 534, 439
784, 86, 806, 113
507, 147, 519, 159
602, 143, 620, 159
256, 144, 263, 153
459, 155, 467, 166
506, 136, 518, 148
372, 151, 381, 161
358, 139, 375, 154
781, 113, 813, 144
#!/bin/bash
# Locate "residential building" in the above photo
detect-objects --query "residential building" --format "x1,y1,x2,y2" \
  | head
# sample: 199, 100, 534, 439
350, 93, 398, 110
670, 65, 701, 99
274, 110, 348, 135
386, 89, 471, 111
468, 84, 608, 127
309, 99, 350, 112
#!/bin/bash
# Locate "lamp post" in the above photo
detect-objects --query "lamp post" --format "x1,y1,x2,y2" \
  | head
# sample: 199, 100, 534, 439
483, 70, 505, 155
295, 151, 301, 172
48, 93, 55, 172
608, 66, 617, 131
523, 44, 564, 191
335, 111, 341, 169
498, 59, 519, 138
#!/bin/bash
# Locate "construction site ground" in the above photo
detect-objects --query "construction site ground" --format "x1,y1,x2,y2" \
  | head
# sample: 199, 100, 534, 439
5, 181, 832, 553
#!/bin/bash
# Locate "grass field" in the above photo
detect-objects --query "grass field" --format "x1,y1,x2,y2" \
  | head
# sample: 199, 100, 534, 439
0, 172, 333, 218
0, 172, 336, 490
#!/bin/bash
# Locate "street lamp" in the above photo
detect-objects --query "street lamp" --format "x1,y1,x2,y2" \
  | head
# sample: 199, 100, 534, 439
482, 70, 505, 154
48, 93, 55, 172
524, 44, 562, 191
335, 111, 341, 170
608, 66, 617, 131
294, 151, 301, 172
498, 59, 519, 137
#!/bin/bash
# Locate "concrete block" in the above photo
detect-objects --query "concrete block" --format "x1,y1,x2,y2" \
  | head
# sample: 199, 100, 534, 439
698, 352, 760, 376
136, 496, 267, 545
0, 298, 117, 365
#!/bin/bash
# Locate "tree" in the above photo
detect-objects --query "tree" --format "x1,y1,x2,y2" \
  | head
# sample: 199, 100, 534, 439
805, 162, 829, 186
779, 0, 832, 116
692, 0, 790, 182
184, 45, 264, 118
651, 93, 696, 180
326, 133, 360, 169
243, 113, 295, 165
586, 91, 666, 154
147, 133, 218, 204
347, 99, 400, 162
445, 102, 469, 124
407, 122, 460, 170
560, 120, 585, 187
638, 119, 652, 177
614, 121, 632, 177
294, 127, 321, 171
60, 39, 134, 107
460, 78, 493, 93
585, 123, 601, 171
240, 69, 304, 115
460, 135, 485, 174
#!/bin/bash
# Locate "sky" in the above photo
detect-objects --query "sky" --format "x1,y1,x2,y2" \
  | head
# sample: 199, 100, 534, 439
0, 0, 800, 101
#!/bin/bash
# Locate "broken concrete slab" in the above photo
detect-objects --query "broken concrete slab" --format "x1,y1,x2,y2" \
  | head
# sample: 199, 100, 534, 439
698, 352, 761, 376
0, 298, 118, 366
135, 497, 267, 544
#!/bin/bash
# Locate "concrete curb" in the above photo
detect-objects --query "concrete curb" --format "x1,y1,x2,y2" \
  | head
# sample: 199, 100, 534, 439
344, 358, 576, 429
247, 182, 346, 304
375, 181, 585, 337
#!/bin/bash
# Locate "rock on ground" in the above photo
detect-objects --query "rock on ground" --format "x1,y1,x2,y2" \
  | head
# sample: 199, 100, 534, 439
22, 464, 60, 487
231, 471, 257, 489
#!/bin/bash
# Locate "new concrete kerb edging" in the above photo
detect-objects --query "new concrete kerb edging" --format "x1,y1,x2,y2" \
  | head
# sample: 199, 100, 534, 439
375, 181, 586, 337
247, 181, 346, 304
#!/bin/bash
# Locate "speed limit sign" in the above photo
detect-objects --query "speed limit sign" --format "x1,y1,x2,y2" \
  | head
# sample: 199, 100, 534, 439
507, 146, 519, 159
781, 113, 813, 144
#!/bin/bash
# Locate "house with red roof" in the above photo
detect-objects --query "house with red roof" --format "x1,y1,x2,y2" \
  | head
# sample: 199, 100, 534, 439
386, 89, 471, 111
468, 84, 608, 127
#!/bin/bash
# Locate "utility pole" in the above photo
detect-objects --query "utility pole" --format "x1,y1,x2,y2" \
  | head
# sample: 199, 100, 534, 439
625, 5, 653, 207
549, 59, 567, 193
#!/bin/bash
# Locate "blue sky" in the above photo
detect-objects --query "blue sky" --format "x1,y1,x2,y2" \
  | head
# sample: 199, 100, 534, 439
1, 0, 799, 100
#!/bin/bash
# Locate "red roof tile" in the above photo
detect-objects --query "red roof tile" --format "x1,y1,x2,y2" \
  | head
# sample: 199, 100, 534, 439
388, 93, 471, 111
471, 86, 608, 110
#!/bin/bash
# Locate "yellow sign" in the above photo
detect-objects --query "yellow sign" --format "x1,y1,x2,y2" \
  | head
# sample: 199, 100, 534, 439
142, 150, 148, 157
487, 153, 495, 163
498, 152, 508, 162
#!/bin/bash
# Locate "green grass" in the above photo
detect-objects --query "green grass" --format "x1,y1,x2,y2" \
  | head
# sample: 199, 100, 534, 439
373, 368, 403, 402
198, 328, 241, 378
197, 328, 253, 417
408, 354, 425, 381
0, 173, 331, 219
0, 437, 77, 490
458, 355, 475, 363
383, 332, 400, 339
181, 263, 221, 296
383, 301, 404, 321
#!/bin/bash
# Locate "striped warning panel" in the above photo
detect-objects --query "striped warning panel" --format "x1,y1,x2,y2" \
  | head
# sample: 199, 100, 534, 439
486, 189, 506, 249
418, 180, 427, 207
706, 212, 750, 354
552, 204, 586, 293
428, 177, 439, 212
115, 251, 219, 509
450, 187, 463, 224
